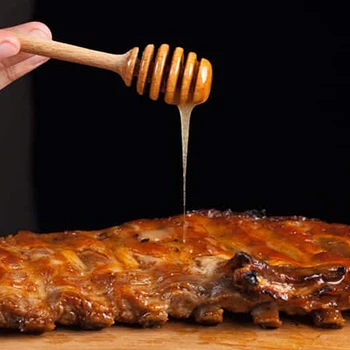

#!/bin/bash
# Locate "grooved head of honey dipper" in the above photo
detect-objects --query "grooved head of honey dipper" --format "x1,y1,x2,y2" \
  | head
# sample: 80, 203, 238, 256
192, 58, 212, 105
164, 54, 213, 106
123, 44, 212, 107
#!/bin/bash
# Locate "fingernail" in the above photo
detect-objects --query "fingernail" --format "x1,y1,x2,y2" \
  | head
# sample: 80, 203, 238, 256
0, 41, 18, 59
29, 29, 49, 39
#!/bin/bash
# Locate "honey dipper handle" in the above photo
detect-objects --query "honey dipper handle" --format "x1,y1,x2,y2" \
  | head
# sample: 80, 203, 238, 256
16, 34, 128, 76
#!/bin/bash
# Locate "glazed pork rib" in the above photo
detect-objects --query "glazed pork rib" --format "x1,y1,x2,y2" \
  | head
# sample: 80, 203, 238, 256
1, 209, 350, 333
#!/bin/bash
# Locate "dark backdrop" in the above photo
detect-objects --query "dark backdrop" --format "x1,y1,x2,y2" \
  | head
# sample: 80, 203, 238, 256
0, 0, 36, 236
31, 1, 350, 232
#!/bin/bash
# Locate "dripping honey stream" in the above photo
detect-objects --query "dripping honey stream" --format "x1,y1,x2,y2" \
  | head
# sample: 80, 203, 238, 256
178, 104, 194, 243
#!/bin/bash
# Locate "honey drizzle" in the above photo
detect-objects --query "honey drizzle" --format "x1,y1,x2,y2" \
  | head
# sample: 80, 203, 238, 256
178, 103, 195, 243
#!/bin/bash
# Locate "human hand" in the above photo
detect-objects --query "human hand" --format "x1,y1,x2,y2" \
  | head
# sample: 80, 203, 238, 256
0, 21, 52, 90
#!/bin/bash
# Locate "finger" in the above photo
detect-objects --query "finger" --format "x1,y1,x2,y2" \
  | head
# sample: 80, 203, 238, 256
0, 40, 20, 60
0, 22, 52, 89
3, 22, 52, 67
6, 21, 52, 39
2, 31, 49, 67
0, 53, 49, 89
0, 31, 20, 60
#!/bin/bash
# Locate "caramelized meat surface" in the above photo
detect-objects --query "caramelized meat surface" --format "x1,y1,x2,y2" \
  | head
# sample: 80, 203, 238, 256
1, 209, 350, 333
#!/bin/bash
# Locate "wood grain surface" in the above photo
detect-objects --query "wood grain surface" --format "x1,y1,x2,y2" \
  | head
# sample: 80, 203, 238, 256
1, 313, 350, 350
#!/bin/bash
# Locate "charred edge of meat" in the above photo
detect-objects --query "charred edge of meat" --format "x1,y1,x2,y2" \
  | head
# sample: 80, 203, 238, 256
227, 252, 347, 285
242, 270, 259, 287
220, 251, 349, 328
225, 252, 253, 270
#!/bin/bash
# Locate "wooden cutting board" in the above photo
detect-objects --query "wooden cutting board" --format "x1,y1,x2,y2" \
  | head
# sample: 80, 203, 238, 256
1, 313, 350, 350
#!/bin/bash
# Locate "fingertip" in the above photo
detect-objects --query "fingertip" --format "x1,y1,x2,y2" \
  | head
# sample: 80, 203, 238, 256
0, 35, 20, 59
28, 21, 52, 40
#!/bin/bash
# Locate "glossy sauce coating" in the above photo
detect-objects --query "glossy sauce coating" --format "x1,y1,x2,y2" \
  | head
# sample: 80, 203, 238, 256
1, 209, 350, 333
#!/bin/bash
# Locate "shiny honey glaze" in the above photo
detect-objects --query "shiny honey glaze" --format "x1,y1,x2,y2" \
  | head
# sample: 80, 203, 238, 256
113, 209, 350, 267
5, 209, 350, 270
2, 209, 350, 333
7, 209, 349, 267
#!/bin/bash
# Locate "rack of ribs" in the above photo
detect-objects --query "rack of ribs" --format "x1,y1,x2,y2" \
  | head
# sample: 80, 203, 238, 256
0, 209, 349, 333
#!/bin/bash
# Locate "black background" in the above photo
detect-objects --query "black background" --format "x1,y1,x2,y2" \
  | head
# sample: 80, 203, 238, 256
31, 1, 350, 232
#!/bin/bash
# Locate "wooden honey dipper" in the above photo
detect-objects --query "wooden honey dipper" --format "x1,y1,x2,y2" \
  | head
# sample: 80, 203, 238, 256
16, 34, 213, 106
